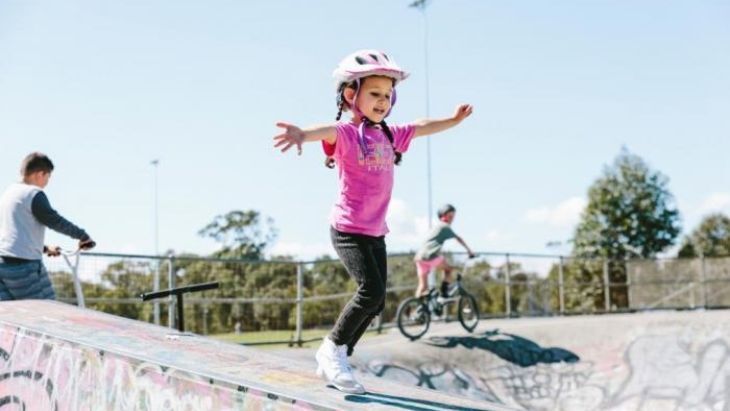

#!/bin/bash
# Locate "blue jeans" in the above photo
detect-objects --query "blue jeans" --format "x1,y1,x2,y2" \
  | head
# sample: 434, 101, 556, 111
0, 260, 55, 300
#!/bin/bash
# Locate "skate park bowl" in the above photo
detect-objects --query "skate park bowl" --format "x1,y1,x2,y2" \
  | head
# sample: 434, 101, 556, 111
332, 309, 730, 411
0, 300, 513, 411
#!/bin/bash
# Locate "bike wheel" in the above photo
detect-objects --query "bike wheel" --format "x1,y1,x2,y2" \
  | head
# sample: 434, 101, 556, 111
396, 297, 430, 341
458, 293, 479, 332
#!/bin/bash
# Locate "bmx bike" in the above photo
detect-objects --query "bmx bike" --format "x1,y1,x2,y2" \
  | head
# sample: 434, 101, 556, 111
396, 259, 480, 341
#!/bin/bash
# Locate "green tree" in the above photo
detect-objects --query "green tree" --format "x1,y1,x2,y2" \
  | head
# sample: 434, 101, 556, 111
303, 257, 354, 329
546, 258, 606, 313
678, 213, 730, 258
573, 149, 681, 260
89, 260, 156, 322
571, 149, 681, 309
198, 210, 277, 260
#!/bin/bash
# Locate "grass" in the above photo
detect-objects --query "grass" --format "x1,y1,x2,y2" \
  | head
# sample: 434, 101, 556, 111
211, 327, 386, 349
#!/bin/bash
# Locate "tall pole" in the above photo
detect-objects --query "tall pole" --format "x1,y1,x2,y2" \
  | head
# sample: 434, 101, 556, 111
410, 0, 433, 228
151, 159, 160, 325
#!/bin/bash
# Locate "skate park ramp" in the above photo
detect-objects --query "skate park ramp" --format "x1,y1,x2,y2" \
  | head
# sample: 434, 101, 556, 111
0, 300, 513, 411
312, 310, 730, 411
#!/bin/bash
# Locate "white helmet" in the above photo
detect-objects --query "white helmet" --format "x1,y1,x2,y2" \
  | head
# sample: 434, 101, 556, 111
332, 49, 409, 90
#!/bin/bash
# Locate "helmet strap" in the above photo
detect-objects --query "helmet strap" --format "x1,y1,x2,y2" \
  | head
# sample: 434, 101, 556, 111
345, 78, 399, 159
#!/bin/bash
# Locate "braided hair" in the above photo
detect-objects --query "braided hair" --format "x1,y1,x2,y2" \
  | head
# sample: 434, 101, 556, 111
325, 83, 349, 168
326, 79, 403, 168
364, 118, 402, 165
335, 83, 347, 122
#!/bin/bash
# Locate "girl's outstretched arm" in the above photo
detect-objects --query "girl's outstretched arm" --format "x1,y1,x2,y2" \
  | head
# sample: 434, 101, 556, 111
273, 122, 337, 155
413, 104, 473, 138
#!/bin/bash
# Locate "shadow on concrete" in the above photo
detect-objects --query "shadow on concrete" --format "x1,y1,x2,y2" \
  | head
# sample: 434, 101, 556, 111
424, 329, 579, 367
345, 391, 491, 411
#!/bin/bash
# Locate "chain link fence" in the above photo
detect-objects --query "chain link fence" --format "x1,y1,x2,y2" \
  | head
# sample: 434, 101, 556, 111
627, 257, 730, 310
42, 251, 725, 345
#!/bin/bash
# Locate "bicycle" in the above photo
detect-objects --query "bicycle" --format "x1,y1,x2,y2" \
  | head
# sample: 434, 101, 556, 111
396, 258, 480, 341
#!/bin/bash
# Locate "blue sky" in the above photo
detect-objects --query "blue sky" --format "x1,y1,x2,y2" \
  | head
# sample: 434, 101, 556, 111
1, 0, 728, 264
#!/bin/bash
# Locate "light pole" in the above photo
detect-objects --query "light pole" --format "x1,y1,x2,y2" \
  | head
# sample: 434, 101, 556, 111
409, 0, 433, 228
545, 241, 563, 253
151, 159, 160, 325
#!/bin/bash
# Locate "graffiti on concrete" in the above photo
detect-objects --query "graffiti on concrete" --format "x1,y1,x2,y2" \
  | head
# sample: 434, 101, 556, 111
608, 334, 730, 410
365, 327, 730, 410
488, 359, 604, 410
363, 354, 600, 409
364, 360, 504, 403
0, 324, 309, 411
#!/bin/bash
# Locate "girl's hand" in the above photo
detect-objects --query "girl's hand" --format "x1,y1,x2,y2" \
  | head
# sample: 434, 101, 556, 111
274, 122, 305, 155
453, 104, 474, 123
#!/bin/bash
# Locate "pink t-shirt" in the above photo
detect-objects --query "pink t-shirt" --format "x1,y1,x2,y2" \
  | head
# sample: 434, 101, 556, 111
329, 122, 416, 237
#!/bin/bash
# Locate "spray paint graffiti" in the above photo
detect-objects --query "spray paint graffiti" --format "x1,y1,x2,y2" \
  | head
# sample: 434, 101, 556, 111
0, 301, 496, 411
607, 334, 730, 410
362, 328, 730, 410
365, 360, 503, 403
0, 324, 311, 411
361, 331, 597, 410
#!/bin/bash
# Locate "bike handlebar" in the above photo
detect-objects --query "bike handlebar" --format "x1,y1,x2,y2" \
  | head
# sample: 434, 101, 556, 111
59, 241, 97, 256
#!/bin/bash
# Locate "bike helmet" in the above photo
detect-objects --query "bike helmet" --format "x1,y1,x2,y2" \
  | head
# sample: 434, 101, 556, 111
333, 49, 409, 91
323, 50, 409, 164
437, 204, 456, 218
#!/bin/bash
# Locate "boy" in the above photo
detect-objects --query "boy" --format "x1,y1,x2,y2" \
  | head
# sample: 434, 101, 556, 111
0, 152, 95, 300
414, 204, 474, 301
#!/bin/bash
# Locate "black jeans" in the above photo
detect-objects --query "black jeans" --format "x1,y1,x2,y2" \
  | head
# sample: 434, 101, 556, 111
329, 227, 387, 353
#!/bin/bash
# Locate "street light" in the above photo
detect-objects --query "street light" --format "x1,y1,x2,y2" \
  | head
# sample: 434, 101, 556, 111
151, 159, 160, 255
409, 0, 433, 228
151, 159, 160, 325
546, 240, 570, 257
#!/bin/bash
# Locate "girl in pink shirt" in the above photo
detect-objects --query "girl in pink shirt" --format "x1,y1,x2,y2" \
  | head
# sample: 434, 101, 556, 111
274, 49, 473, 394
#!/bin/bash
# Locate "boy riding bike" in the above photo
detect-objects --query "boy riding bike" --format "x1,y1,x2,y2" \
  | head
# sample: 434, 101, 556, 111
414, 204, 474, 302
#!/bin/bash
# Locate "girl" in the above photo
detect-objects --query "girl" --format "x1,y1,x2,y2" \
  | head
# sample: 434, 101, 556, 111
273, 49, 473, 394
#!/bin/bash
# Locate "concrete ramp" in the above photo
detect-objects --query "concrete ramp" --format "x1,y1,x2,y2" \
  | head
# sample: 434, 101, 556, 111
0, 301, 511, 411
338, 310, 730, 411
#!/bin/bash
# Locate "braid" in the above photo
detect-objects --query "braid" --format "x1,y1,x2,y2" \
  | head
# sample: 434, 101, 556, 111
335, 101, 344, 121
327, 89, 349, 169
335, 82, 350, 121
379, 120, 402, 165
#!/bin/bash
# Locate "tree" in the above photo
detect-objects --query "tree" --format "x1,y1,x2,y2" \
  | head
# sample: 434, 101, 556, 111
573, 149, 681, 260
678, 213, 730, 258
198, 210, 277, 260
571, 149, 681, 309
91, 260, 156, 322
303, 257, 354, 329
546, 258, 606, 313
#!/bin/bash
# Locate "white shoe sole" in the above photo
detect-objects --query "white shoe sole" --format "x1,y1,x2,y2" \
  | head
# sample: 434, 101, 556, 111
316, 366, 366, 394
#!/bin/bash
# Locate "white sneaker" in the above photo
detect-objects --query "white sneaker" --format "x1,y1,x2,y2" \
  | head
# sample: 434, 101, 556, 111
315, 337, 365, 394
